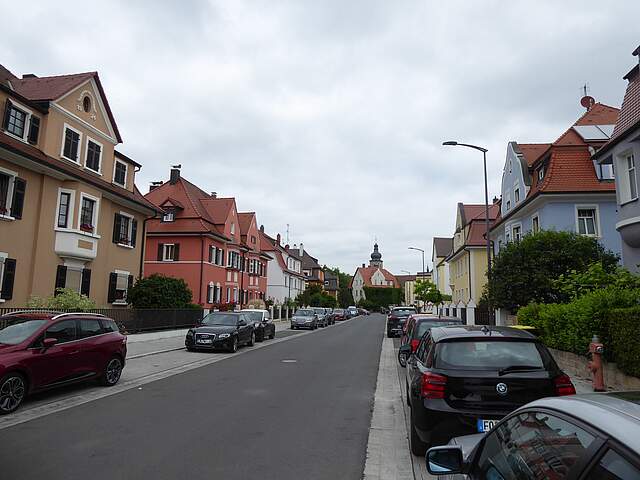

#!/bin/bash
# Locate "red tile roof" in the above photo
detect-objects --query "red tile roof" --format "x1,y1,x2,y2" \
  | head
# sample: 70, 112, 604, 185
613, 66, 640, 140
462, 204, 499, 225
352, 266, 399, 288
573, 103, 620, 126
237, 212, 255, 235
517, 143, 551, 166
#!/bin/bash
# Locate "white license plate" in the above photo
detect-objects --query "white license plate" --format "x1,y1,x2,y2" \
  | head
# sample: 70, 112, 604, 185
477, 419, 497, 432
197, 339, 213, 344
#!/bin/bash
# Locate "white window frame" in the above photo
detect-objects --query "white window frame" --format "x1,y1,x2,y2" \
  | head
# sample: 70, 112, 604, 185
162, 243, 176, 261
575, 205, 600, 237
113, 159, 128, 188
54, 188, 76, 229
208, 282, 215, 303
113, 269, 130, 305
61, 123, 83, 164
84, 136, 103, 174
514, 186, 520, 204
621, 152, 638, 204
3, 101, 33, 143
77, 192, 100, 237
162, 211, 175, 222
511, 223, 523, 242
538, 166, 545, 181
116, 211, 135, 247
0, 165, 18, 220
531, 213, 540, 234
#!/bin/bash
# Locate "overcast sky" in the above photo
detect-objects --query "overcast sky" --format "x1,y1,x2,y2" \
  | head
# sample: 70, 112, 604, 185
2, 1, 639, 274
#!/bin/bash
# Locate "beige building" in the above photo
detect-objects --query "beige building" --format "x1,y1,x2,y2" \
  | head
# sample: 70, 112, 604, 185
431, 237, 452, 297
447, 203, 498, 305
0, 65, 157, 307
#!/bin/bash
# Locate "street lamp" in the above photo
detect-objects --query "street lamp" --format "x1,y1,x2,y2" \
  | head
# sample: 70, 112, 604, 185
408, 247, 425, 279
442, 141, 493, 325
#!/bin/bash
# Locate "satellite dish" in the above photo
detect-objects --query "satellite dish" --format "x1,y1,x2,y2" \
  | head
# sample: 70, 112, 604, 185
580, 95, 595, 110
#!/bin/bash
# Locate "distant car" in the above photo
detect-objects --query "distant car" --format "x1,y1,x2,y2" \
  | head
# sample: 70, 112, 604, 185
386, 306, 417, 337
324, 308, 335, 325
0, 311, 127, 414
312, 307, 328, 327
426, 391, 640, 479
406, 325, 575, 456
241, 309, 275, 341
291, 309, 318, 330
186, 312, 255, 353
346, 306, 358, 318
332, 309, 346, 321
397, 316, 463, 367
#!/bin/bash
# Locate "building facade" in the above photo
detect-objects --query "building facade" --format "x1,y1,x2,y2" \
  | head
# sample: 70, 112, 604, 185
351, 244, 398, 302
431, 237, 453, 296
490, 102, 622, 259
595, 47, 640, 272
322, 269, 339, 300
0, 65, 157, 307
143, 168, 269, 308
260, 231, 305, 304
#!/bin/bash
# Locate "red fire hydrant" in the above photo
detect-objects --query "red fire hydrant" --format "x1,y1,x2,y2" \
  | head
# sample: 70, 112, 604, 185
587, 335, 606, 392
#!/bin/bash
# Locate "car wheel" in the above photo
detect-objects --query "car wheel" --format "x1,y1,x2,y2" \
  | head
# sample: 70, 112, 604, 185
256, 331, 264, 342
387, 330, 393, 338
0, 372, 27, 415
248, 331, 255, 347
229, 337, 238, 353
186, 346, 196, 352
269, 330, 275, 339
410, 413, 429, 456
101, 357, 123, 387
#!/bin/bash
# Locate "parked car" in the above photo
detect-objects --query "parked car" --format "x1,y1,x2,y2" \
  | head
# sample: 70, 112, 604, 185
240, 309, 275, 341
426, 391, 640, 479
185, 312, 255, 353
291, 309, 318, 330
312, 307, 328, 327
332, 309, 346, 321
346, 306, 358, 318
0, 311, 127, 414
405, 325, 575, 455
386, 306, 417, 337
398, 316, 463, 367
324, 308, 335, 325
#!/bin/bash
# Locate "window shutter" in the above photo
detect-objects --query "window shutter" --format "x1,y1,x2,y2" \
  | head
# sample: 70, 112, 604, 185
127, 274, 134, 292
131, 219, 138, 247
113, 213, 122, 243
157, 243, 164, 261
2, 99, 12, 130
174, 243, 180, 261
27, 116, 40, 144
107, 272, 117, 303
0, 258, 16, 300
10, 178, 26, 219
80, 268, 91, 296
54, 265, 67, 295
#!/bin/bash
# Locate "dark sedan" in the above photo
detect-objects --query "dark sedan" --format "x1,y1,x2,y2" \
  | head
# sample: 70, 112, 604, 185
241, 309, 275, 341
406, 325, 575, 455
185, 312, 255, 353
398, 316, 463, 367
386, 306, 417, 337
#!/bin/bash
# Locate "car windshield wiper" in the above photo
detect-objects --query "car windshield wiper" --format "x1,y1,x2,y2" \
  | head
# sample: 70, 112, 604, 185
498, 365, 544, 376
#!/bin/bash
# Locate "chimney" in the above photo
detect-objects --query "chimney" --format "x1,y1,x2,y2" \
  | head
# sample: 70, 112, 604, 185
22, 74, 37, 79
260, 225, 264, 233
211, 192, 217, 198
169, 164, 181, 184
299, 242, 304, 257
276, 233, 281, 245
149, 181, 163, 192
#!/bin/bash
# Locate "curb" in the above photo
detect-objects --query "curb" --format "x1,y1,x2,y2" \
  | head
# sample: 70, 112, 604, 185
127, 346, 185, 360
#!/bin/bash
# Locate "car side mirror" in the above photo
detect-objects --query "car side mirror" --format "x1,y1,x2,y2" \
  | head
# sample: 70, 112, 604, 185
399, 344, 412, 355
426, 446, 464, 475
238, 320, 246, 326
42, 337, 58, 349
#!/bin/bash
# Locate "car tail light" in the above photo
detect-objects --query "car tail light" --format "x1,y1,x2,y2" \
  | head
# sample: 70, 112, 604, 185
421, 372, 447, 399
554, 374, 576, 396
410, 339, 420, 352
389, 315, 398, 320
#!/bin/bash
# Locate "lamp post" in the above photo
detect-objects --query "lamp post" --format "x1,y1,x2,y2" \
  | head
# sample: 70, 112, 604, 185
442, 141, 494, 325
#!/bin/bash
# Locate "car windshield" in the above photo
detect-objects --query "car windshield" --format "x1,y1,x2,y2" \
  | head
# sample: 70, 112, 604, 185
201, 313, 239, 326
436, 341, 545, 370
243, 311, 264, 322
415, 321, 460, 338
313, 308, 324, 313
296, 310, 314, 316
0, 319, 47, 345
392, 309, 415, 315
334, 309, 344, 313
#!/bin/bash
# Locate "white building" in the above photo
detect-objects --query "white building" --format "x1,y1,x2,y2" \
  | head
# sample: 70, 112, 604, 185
259, 229, 305, 304
351, 244, 399, 302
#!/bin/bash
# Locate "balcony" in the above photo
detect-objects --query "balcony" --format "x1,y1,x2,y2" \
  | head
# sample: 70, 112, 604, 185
54, 229, 99, 260
617, 217, 640, 248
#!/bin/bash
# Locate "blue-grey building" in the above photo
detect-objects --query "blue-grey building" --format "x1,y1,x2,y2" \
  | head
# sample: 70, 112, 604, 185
490, 102, 622, 259
595, 47, 640, 272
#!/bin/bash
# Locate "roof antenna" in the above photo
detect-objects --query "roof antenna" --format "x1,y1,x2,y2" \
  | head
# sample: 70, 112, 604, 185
580, 83, 595, 112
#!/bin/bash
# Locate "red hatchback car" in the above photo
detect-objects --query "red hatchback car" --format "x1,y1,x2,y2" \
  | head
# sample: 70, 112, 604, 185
0, 311, 127, 414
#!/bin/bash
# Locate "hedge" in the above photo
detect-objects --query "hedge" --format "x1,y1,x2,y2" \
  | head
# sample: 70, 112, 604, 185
363, 287, 403, 310
518, 287, 640, 377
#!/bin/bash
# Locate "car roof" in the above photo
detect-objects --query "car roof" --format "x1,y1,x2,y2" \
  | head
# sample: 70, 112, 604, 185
240, 309, 267, 313
392, 306, 416, 310
412, 315, 461, 322
209, 311, 241, 315
0, 311, 106, 321
430, 325, 537, 342
522, 392, 640, 453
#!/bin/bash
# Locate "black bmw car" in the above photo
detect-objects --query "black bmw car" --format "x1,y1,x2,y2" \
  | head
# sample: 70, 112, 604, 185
186, 312, 255, 353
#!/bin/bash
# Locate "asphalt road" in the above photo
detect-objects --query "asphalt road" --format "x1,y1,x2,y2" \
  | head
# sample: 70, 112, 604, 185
0, 314, 385, 480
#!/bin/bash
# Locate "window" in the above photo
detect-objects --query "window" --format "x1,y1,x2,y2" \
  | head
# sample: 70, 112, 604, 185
508, 160, 512, 174
538, 166, 545, 181
626, 154, 637, 201
44, 320, 77, 344
113, 160, 127, 187
54, 265, 91, 296
532, 215, 540, 234
85, 139, 102, 173
5, 103, 27, 138
78, 319, 102, 339
514, 187, 520, 203
57, 192, 72, 228
108, 271, 131, 304
577, 208, 598, 236
475, 411, 596, 479
0, 168, 26, 219
512, 225, 522, 241
251, 235, 256, 244
113, 213, 137, 247
79, 196, 96, 234
62, 125, 81, 162
163, 244, 176, 261
162, 210, 175, 222
83, 96, 92, 113
2, 100, 39, 144
0, 256, 17, 301
506, 200, 511, 211
585, 449, 640, 479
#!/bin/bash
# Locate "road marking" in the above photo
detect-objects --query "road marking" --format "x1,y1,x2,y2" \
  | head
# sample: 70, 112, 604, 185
281, 359, 297, 363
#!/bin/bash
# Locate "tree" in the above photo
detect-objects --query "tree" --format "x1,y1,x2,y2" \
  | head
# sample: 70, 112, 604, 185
127, 274, 194, 308
414, 280, 442, 311
485, 230, 619, 311
295, 284, 323, 307
325, 266, 355, 308
27, 288, 97, 310
362, 287, 403, 310
553, 262, 640, 300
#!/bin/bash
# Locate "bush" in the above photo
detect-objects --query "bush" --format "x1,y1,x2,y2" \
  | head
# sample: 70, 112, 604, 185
606, 307, 640, 378
363, 287, 403, 310
27, 288, 97, 310
127, 274, 193, 308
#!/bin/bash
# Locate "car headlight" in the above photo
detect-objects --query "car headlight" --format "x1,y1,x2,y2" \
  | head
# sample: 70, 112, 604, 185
186, 330, 194, 337
219, 333, 231, 339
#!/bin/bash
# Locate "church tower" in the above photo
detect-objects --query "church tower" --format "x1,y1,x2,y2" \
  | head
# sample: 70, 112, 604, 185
369, 243, 383, 268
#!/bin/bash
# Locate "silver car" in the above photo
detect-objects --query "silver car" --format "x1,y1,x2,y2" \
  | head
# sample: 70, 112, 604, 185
291, 309, 318, 330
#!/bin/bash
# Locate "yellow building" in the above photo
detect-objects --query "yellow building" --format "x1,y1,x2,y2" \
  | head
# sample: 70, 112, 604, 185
431, 237, 452, 296
0, 65, 157, 307
447, 203, 498, 305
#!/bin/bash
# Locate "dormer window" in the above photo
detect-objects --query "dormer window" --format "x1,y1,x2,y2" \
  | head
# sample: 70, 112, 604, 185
514, 188, 520, 203
2, 100, 39, 145
538, 167, 545, 181
162, 209, 175, 222
113, 160, 127, 187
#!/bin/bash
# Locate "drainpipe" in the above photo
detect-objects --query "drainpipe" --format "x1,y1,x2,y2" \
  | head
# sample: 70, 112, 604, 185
138, 213, 158, 279
467, 249, 472, 303
198, 235, 204, 305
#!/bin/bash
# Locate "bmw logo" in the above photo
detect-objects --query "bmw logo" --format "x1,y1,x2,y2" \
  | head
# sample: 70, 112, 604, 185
496, 383, 508, 395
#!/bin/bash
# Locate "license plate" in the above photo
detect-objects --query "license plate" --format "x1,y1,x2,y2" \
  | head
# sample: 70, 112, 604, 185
477, 419, 497, 432
197, 339, 213, 344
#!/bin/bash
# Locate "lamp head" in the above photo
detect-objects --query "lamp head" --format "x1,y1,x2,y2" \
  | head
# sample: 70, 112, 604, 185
442, 141, 458, 146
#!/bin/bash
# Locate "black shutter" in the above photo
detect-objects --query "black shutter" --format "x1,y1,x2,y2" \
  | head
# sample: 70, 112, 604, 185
2, 99, 12, 130
131, 219, 138, 247
54, 265, 67, 295
10, 178, 26, 219
107, 272, 117, 303
157, 243, 164, 261
174, 243, 180, 261
0, 258, 16, 300
80, 268, 91, 296
127, 274, 134, 292
27, 116, 40, 144
113, 213, 122, 243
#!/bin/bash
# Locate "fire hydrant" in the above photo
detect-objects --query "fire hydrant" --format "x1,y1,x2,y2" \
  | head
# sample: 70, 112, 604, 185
587, 335, 606, 392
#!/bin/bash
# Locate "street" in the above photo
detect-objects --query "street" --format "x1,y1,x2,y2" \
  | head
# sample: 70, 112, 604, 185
0, 315, 385, 480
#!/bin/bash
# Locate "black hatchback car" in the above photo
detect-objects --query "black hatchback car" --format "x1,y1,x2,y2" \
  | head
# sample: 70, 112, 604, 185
387, 306, 417, 337
185, 312, 255, 353
405, 325, 575, 456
